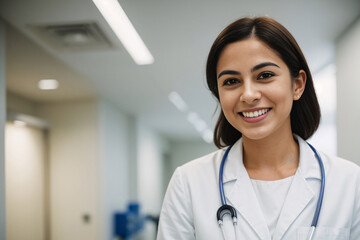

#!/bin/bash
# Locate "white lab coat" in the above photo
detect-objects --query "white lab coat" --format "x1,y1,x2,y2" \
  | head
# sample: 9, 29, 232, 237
157, 136, 360, 240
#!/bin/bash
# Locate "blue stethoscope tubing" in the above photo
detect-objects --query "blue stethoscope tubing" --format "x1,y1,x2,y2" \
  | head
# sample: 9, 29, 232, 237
217, 142, 325, 240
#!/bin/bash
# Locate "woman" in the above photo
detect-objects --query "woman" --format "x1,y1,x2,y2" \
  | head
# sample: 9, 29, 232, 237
157, 17, 360, 240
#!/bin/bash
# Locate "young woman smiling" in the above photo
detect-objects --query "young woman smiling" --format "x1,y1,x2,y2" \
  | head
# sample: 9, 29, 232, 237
157, 17, 360, 240
216, 38, 305, 180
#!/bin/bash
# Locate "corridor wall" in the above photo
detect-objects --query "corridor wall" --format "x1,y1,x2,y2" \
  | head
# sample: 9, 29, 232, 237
336, 16, 360, 163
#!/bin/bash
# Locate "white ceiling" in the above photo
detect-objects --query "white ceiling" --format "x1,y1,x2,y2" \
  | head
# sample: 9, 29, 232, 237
1, 0, 360, 140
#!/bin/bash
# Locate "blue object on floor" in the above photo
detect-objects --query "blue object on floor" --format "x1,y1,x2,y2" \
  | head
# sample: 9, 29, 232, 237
114, 202, 145, 239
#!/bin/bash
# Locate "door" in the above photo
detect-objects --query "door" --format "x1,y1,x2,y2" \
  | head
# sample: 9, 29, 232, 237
5, 122, 47, 240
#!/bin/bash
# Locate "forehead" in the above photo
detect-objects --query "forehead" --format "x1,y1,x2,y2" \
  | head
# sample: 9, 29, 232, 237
217, 38, 286, 72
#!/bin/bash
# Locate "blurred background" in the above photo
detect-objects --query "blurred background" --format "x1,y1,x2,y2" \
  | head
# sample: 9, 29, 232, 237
0, 0, 360, 239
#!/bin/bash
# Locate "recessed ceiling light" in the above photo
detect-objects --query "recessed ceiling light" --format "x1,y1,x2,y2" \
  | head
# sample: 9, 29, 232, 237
92, 0, 154, 65
38, 79, 59, 90
13, 120, 26, 127
169, 91, 188, 112
202, 129, 213, 144
194, 119, 207, 133
187, 112, 199, 124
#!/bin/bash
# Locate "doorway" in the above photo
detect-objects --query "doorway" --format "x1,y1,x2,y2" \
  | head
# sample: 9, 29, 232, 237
5, 122, 49, 240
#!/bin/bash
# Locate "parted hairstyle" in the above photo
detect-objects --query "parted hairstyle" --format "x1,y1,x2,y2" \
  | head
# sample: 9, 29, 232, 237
206, 17, 321, 148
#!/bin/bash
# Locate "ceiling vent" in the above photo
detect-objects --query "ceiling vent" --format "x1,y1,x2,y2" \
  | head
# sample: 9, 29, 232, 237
28, 22, 112, 51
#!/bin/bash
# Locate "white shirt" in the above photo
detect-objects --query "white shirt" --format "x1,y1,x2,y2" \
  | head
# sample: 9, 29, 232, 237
157, 136, 360, 240
251, 176, 294, 238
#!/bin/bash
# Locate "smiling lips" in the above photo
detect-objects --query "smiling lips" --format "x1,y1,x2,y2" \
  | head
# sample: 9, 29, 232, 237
239, 108, 271, 123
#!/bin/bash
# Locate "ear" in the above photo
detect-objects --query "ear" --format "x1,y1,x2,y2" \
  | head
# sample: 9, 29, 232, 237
293, 70, 306, 101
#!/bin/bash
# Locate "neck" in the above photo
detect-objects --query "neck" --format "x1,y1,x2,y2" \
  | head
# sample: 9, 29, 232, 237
242, 130, 299, 180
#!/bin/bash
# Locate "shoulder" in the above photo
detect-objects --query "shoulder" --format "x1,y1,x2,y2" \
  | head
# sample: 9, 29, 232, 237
173, 148, 226, 183
323, 152, 360, 175
164, 148, 226, 206
322, 152, 360, 185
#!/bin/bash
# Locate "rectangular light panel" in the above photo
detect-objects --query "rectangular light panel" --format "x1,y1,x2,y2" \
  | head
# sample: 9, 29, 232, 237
93, 0, 154, 65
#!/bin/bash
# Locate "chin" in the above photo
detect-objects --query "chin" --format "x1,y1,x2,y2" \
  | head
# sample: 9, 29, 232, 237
242, 134, 269, 141
240, 128, 273, 141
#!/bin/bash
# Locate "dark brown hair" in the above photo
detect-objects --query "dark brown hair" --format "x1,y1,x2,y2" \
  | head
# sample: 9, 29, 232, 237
206, 17, 321, 148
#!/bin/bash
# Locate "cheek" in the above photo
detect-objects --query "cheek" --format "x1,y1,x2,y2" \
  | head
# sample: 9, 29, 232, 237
268, 88, 294, 113
265, 81, 294, 103
219, 90, 239, 112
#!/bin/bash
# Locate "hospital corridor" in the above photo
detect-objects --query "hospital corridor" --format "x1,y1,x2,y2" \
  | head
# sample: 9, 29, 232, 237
0, 0, 360, 239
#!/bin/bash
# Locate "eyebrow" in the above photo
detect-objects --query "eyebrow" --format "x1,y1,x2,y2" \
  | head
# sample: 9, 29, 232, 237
217, 70, 240, 79
217, 62, 280, 79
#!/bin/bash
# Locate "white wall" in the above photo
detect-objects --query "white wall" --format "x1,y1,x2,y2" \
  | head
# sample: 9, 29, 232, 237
37, 100, 100, 240
136, 122, 168, 240
98, 111, 169, 240
0, 18, 7, 240
308, 64, 337, 156
336, 16, 360, 163
128, 116, 138, 201
98, 99, 131, 240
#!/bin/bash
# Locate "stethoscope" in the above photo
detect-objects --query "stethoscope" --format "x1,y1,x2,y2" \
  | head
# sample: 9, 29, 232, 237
217, 142, 325, 240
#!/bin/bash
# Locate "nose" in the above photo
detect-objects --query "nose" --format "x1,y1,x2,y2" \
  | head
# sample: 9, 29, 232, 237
239, 81, 261, 104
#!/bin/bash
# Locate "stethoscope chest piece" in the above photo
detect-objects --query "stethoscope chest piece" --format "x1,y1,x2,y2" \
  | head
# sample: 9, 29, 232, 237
217, 204, 238, 239
217, 204, 237, 225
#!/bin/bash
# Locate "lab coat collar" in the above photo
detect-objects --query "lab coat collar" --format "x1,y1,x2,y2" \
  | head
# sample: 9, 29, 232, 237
222, 137, 243, 184
222, 135, 327, 183
221, 135, 326, 240
296, 135, 328, 180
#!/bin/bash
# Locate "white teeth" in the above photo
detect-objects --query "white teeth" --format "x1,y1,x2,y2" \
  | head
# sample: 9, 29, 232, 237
242, 108, 270, 118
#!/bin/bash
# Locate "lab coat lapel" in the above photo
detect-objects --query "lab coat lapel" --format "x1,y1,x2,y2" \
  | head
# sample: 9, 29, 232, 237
272, 169, 314, 240
272, 136, 321, 240
222, 139, 270, 239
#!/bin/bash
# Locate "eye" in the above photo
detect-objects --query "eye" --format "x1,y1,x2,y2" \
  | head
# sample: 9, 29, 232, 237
222, 78, 240, 86
258, 72, 274, 80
